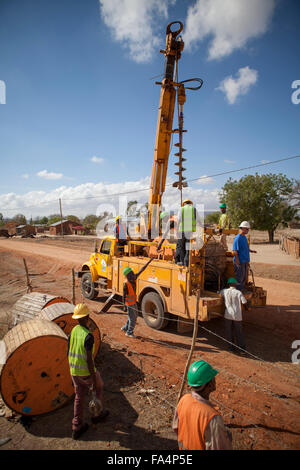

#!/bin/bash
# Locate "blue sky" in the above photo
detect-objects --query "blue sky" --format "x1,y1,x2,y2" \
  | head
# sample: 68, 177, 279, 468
0, 0, 299, 219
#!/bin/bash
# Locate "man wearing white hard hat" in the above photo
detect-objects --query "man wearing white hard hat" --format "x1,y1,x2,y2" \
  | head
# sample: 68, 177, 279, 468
232, 221, 257, 291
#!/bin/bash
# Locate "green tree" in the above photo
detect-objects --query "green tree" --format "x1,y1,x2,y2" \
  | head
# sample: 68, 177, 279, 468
126, 200, 138, 216
13, 213, 27, 226
205, 211, 220, 225
66, 215, 81, 224
83, 214, 100, 230
47, 214, 61, 226
220, 173, 297, 243
39, 216, 49, 225
0, 213, 4, 227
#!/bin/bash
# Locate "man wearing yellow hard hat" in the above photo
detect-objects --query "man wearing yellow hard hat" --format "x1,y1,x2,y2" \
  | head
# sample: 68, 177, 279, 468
114, 215, 128, 246
67, 303, 109, 439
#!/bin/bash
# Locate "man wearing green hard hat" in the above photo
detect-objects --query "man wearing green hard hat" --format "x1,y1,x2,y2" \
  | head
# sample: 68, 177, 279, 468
218, 202, 230, 251
220, 277, 248, 353
121, 257, 154, 337
173, 360, 232, 450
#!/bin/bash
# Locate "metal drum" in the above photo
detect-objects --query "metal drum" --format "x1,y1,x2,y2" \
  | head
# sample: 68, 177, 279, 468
0, 319, 73, 416
39, 302, 101, 357
12, 292, 70, 327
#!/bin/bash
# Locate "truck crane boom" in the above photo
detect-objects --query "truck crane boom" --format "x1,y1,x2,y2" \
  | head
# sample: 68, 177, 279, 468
147, 22, 184, 238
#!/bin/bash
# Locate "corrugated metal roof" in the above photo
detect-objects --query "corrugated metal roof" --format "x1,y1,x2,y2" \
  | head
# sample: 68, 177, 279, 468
50, 219, 70, 227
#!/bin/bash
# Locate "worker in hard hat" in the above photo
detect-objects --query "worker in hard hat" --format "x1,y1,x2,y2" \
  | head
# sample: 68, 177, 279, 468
220, 277, 248, 353
67, 303, 109, 439
232, 221, 257, 291
218, 202, 230, 250
175, 199, 202, 266
114, 216, 128, 246
218, 203, 230, 230
173, 360, 232, 450
121, 258, 154, 337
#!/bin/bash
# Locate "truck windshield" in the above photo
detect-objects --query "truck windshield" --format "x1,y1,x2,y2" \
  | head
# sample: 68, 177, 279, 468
100, 240, 111, 255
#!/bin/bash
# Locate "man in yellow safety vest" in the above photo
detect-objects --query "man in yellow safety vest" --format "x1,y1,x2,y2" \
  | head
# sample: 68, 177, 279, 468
175, 199, 202, 266
68, 303, 109, 439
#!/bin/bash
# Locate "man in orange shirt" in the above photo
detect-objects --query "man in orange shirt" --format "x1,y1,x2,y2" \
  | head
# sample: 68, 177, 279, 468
173, 360, 232, 450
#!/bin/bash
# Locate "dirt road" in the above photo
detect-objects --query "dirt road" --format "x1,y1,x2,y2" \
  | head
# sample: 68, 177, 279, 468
0, 237, 299, 450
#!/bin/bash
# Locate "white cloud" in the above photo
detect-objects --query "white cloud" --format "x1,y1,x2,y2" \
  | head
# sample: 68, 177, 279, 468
21, 173, 29, 179
99, 0, 175, 63
91, 156, 105, 164
37, 170, 63, 180
184, 0, 275, 60
0, 177, 220, 219
217, 66, 258, 104
224, 159, 236, 164
195, 175, 216, 185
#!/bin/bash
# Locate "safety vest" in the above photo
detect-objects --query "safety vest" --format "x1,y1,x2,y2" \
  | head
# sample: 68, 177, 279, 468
179, 205, 196, 232
177, 393, 219, 450
219, 213, 230, 229
68, 325, 96, 377
125, 280, 137, 306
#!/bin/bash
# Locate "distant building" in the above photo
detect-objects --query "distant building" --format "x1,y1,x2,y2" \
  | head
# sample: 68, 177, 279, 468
34, 225, 46, 234
72, 224, 88, 235
49, 219, 76, 236
16, 225, 36, 236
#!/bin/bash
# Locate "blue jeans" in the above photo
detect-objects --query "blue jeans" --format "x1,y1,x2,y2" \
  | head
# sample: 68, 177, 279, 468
122, 304, 138, 334
233, 262, 248, 291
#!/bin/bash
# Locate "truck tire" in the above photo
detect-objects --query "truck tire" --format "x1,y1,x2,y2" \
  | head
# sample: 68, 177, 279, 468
141, 292, 169, 330
81, 272, 98, 300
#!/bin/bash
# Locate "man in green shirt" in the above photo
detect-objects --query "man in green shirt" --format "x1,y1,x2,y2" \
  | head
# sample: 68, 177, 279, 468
218, 203, 230, 251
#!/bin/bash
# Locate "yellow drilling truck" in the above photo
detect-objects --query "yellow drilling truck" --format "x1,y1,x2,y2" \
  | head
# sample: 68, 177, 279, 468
76, 21, 267, 332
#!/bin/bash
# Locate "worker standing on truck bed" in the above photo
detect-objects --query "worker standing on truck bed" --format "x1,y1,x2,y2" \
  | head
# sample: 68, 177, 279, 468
114, 216, 127, 246
232, 221, 257, 291
173, 360, 232, 450
175, 199, 202, 266
121, 258, 154, 337
67, 303, 109, 439
218, 202, 230, 251
220, 277, 248, 353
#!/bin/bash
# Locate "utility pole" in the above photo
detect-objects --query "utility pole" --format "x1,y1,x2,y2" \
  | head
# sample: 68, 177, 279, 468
59, 198, 64, 237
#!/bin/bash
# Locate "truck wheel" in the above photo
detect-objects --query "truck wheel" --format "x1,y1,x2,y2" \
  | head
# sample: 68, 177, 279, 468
141, 292, 169, 330
81, 272, 98, 300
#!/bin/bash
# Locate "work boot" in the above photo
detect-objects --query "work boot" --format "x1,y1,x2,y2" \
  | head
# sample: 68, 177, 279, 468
126, 332, 136, 338
72, 423, 89, 440
91, 409, 109, 425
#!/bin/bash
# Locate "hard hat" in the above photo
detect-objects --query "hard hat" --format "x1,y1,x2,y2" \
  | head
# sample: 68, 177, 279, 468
160, 211, 169, 220
123, 266, 132, 276
116, 216, 121, 221
227, 277, 237, 284
239, 221, 250, 229
182, 199, 193, 205
187, 360, 218, 388
219, 203, 226, 208
72, 303, 90, 319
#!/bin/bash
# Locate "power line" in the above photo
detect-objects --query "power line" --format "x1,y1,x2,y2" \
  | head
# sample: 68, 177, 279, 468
0, 154, 299, 213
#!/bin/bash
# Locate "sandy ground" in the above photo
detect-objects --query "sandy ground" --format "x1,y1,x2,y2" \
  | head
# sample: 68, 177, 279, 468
0, 235, 299, 451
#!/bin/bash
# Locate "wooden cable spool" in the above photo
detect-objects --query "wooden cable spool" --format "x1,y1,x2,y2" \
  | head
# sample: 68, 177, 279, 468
11, 292, 70, 327
39, 302, 101, 357
0, 319, 74, 416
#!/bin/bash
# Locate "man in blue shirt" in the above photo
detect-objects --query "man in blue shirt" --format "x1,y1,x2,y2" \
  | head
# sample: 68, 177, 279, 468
232, 221, 257, 291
